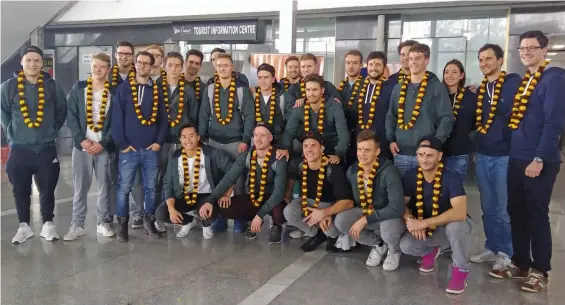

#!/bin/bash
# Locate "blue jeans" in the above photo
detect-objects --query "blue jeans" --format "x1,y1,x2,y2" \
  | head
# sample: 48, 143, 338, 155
393, 155, 418, 177
444, 155, 469, 179
116, 149, 159, 217
475, 154, 513, 256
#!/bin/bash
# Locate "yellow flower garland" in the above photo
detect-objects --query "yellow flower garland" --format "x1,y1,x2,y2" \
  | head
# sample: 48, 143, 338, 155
299, 78, 306, 99
338, 76, 363, 108
509, 59, 550, 130
397, 73, 429, 130
193, 75, 201, 101
163, 73, 186, 127
111, 65, 135, 89
304, 99, 325, 134
249, 147, 273, 207
213, 76, 237, 125
452, 87, 465, 119
357, 77, 384, 130
397, 69, 407, 84
357, 160, 380, 216
475, 72, 506, 134
254, 86, 276, 124
181, 146, 201, 205
85, 77, 110, 132
415, 162, 444, 236
130, 77, 160, 125
17, 70, 45, 129
281, 77, 290, 91
301, 155, 329, 216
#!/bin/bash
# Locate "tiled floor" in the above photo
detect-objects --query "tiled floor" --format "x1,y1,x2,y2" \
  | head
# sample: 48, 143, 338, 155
1, 156, 564, 305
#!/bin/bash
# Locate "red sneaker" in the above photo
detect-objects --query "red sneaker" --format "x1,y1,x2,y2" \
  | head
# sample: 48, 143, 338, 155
446, 267, 469, 294
419, 247, 440, 272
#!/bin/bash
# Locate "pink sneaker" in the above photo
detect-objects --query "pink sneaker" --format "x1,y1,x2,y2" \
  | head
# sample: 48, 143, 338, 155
446, 267, 469, 294
419, 247, 440, 272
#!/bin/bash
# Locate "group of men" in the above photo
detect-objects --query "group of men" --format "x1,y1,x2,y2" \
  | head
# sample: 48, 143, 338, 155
1, 29, 563, 295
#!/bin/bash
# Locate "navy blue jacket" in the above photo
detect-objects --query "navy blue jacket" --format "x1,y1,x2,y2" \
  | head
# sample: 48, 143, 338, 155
476, 73, 522, 156
111, 80, 168, 150
510, 67, 565, 163
443, 88, 478, 157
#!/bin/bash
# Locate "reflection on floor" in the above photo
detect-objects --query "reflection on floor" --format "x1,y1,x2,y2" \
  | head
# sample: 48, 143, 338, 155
1, 157, 564, 305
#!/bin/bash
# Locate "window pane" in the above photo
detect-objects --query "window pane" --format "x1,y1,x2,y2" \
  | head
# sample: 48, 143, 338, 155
488, 18, 507, 47
438, 37, 466, 52
466, 18, 490, 51
403, 21, 432, 40
436, 19, 464, 37
387, 38, 400, 64
388, 20, 402, 38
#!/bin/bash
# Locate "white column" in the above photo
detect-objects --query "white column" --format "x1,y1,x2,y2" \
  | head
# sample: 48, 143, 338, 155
376, 15, 386, 52
278, 0, 297, 54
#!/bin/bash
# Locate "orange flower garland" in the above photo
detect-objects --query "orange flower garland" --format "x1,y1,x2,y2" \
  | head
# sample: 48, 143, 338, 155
213, 75, 237, 125
475, 71, 506, 134
509, 59, 550, 130
452, 87, 465, 119
254, 86, 276, 124
397, 73, 429, 130
357, 160, 380, 216
397, 69, 407, 84
249, 147, 273, 207
17, 70, 45, 128
299, 78, 306, 99
111, 65, 135, 89
130, 77, 160, 125
163, 73, 186, 127
85, 77, 110, 132
281, 77, 290, 91
301, 155, 329, 216
415, 162, 444, 236
338, 76, 363, 108
181, 146, 201, 205
304, 99, 325, 134
357, 77, 384, 130
193, 75, 201, 101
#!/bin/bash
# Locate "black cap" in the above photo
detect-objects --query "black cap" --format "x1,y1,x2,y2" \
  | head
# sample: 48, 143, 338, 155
20, 45, 43, 58
301, 130, 324, 145
254, 122, 274, 135
257, 63, 276, 76
418, 136, 442, 152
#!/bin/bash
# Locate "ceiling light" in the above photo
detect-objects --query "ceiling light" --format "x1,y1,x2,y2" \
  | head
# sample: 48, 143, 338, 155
547, 52, 557, 56
552, 44, 565, 49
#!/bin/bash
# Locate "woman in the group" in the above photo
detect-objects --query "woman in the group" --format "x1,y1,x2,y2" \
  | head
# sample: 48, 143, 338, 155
441, 59, 477, 178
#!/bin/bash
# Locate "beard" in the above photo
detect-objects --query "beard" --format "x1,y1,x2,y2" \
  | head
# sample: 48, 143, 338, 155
368, 71, 383, 80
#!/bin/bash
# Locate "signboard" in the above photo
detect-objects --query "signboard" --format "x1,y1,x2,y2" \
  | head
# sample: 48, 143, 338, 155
172, 20, 265, 42
43, 49, 55, 79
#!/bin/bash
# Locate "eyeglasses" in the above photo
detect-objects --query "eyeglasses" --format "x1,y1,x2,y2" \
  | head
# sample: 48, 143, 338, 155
136, 61, 152, 67
518, 46, 542, 52
117, 52, 133, 57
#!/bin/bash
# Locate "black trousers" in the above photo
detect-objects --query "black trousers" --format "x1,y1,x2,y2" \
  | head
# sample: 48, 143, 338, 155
217, 194, 287, 225
6, 146, 60, 223
507, 158, 560, 273
155, 194, 216, 227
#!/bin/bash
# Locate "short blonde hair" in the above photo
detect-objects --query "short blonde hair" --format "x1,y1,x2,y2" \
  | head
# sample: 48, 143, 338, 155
216, 53, 233, 63
91, 52, 111, 67
146, 44, 164, 56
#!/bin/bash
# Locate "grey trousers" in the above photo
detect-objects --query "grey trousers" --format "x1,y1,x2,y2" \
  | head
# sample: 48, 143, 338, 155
334, 208, 406, 252
399, 219, 472, 270
70, 148, 112, 226
208, 138, 246, 195
156, 143, 178, 204
283, 198, 339, 238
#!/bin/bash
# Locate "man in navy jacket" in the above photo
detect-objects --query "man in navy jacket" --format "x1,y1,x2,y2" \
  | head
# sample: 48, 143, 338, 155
112, 51, 168, 242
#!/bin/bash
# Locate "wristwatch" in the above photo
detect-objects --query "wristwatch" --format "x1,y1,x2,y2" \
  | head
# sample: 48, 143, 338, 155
534, 157, 543, 163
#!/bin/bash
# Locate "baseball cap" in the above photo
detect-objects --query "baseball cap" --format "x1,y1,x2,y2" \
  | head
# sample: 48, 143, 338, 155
301, 130, 324, 145
417, 136, 442, 152
20, 45, 44, 58
254, 122, 274, 135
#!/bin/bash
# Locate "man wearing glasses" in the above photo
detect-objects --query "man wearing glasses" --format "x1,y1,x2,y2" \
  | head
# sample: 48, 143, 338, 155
146, 45, 165, 82
112, 51, 168, 242
110, 41, 135, 93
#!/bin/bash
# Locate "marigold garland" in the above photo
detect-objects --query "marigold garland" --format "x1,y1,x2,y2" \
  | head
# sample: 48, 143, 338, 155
213, 75, 237, 125
181, 146, 201, 205
397, 69, 407, 84
304, 99, 325, 134
338, 76, 363, 107
415, 162, 444, 236
130, 77, 159, 125
249, 147, 273, 207
254, 86, 276, 124
357, 160, 380, 216
509, 59, 550, 130
163, 73, 186, 127
299, 78, 306, 99
17, 70, 44, 128
475, 71, 506, 134
111, 64, 135, 89
357, 77, 384, 130
281, 77, 290, 91
193, 75, 201, 101
452, 87, 465, 119
301, 155, 329, 216
85, 77, 110, 132
397, 73, 429, 130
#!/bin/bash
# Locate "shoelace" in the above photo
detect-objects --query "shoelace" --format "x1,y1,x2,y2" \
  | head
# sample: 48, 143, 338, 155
525, 273, 543, 285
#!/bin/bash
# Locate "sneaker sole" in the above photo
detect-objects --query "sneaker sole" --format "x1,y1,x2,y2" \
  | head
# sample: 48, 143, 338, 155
131, 224, 143, 229
41, 236, 60, 242
521, 286, 544, 293
12, 233, 34, 244
446, 283, 467, 294
269, 240, 282, 245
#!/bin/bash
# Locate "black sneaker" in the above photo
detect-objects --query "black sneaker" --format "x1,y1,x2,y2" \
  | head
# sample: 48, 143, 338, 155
117, 216, 129, 242
143, 215, 161, 239
300, 230, 327, 252
269, 225, 283, 244
131, 216, 143, 229
326, 236, 338, 252
244, 228, 257, 240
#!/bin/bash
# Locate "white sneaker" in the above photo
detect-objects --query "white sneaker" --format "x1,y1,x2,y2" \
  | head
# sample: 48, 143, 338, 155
383, 250, 401, 271
366, 243, 388, 267
289, 230, 305, 239
97, 223, 116, 237
203, 226, 214, 240
470, 249, 497, 263
12, 223, 34, 244
176, 219, 198, 238
492, 252, 512, 270
63, 224, 84, 241
41, 221, 60, 242
155, 220, 167, 233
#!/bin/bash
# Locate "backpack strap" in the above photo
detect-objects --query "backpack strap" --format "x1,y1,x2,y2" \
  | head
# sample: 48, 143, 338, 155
207, 83, 214, 111
279, 94, 285, 120
237, 87, 244, 115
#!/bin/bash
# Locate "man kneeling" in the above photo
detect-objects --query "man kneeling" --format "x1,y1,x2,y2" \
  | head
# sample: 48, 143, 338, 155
155, 123, 234, 239
335, 130, 405, 270
200, 122, 288, 244
399, 136, 472, 294
284, 131, 354, 252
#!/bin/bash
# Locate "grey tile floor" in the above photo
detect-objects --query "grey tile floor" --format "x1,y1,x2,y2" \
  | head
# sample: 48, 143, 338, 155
1, 157, 564, 305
